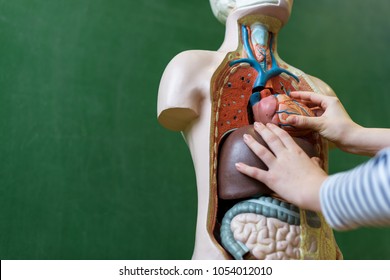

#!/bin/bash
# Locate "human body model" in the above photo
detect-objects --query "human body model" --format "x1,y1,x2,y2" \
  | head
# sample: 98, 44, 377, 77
158, 0, 342, 259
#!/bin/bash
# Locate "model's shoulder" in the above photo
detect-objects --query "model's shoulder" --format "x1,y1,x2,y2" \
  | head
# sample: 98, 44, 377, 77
307, 75, 337, 97
172, 49, 220, 60
160, 49, 226, 91
166, 50, 224, 71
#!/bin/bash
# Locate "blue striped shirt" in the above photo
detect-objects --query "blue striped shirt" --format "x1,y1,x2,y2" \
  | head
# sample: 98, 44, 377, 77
320, 148, 390, 230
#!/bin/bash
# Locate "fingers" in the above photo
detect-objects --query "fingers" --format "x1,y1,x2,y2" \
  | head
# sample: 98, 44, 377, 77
247, 122, 304, 161
235, 162, 268, 183
289, 91, 326, 107
264, 122, 298, 149
285, 115, 322, 131
243, 133, 275, 166
253, 122, 286, 154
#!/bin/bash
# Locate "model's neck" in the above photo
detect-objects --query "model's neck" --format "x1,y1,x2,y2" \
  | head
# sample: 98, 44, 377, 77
228, 18, 298, 91
220, 12, 282, 52
246, 22, 278, 63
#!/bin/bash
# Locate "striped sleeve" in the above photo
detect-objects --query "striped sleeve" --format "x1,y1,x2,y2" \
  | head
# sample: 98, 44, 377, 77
320, 148, 390, 231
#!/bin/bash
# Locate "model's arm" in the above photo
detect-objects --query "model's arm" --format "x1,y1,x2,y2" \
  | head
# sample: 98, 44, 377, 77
286, 91, 390, 156
158, 51, 205, 131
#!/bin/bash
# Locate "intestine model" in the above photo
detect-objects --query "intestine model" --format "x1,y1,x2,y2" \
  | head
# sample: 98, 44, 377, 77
158, 0, 342, 260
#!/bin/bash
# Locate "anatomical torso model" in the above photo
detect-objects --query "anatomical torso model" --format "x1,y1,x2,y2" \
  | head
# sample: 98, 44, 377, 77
158, 0, 342, 260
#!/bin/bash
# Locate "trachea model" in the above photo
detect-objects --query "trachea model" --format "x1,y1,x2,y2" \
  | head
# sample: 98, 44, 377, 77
158, 0, 342, 260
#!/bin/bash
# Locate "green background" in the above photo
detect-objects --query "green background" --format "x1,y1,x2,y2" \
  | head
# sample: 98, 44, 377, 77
1, 0, 389, 259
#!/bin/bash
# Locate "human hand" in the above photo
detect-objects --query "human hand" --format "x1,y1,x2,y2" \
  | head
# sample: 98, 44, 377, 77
285, 91, 362, 153
235, 122, 327, 211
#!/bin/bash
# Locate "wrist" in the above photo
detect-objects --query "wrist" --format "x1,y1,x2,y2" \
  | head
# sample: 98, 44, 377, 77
298, 172, 328, 212
341, 126, 390, 156
336, 123, 364, 154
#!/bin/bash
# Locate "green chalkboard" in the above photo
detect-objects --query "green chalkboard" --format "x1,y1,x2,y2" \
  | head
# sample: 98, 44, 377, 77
1, 0, 389, 260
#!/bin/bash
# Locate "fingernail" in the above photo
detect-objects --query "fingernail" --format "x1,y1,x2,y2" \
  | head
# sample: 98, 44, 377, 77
266, 122, 274, 127
286, 116, 296, 124
254, 122, 263, 129
235, 162, 242, 169
243, 134, 250, 141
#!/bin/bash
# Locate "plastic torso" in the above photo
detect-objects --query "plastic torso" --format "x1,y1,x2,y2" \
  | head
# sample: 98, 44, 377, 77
158, 9, 342, 260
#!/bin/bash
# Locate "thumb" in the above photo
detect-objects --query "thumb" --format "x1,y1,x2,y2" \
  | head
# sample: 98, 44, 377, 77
286, 115, 321, 131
